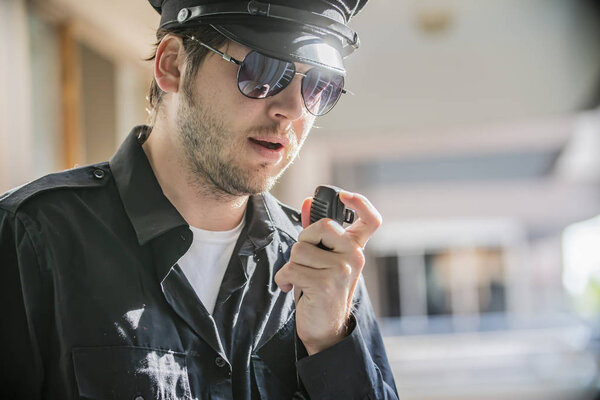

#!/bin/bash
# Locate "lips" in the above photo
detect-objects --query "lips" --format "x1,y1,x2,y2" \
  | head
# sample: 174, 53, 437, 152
247, 135, 288, 162
249, 138, 283, 150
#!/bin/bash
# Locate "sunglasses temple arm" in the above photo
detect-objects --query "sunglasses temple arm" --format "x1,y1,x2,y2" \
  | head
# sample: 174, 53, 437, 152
191, 37, 241, 66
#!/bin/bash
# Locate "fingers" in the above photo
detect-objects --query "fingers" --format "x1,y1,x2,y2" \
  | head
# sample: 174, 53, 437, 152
274, 237, 365, 295
283, 189, 380, 351
290, 240, 364, 271
338, 191, 382, 248
274, 260, 353, 295
274, 262, 323, 294
298, 218, 350, 252
298, 190, 382, 250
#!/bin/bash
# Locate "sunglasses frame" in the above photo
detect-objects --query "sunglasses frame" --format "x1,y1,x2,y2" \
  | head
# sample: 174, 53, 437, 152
186, 35, 347, 116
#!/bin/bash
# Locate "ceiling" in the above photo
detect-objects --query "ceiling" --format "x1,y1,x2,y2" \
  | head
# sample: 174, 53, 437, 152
321, 0, 600, 135
41, 0, 600, 136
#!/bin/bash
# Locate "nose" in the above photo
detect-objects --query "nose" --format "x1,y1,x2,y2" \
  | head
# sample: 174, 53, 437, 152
266, 76, 305, 121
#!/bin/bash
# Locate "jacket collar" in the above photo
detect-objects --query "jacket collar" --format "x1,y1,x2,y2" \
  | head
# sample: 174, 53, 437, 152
110, 126, 187, 245
250, 193, 301, 248
109, 126, 301, 251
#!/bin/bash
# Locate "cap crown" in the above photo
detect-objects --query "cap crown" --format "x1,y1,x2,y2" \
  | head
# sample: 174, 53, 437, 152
148, 0, 368, 25
148, 0, 369, 73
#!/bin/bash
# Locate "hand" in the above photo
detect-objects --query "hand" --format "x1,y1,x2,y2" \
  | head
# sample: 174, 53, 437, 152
274, 191, 382, 355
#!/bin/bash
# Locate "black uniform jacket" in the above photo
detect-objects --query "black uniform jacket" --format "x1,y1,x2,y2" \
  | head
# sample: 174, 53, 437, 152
0, 126, 398, 400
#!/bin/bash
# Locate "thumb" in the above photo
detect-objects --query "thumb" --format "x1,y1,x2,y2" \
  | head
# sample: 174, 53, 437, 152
301, 197, 312, 228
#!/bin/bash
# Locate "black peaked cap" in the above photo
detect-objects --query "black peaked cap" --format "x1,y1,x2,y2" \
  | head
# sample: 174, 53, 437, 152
147, 0, 369, 73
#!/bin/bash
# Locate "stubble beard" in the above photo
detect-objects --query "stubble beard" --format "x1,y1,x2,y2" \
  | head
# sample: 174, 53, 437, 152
176, 83, 302, 200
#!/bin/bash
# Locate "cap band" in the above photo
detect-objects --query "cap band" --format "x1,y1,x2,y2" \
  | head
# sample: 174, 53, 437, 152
160, 1, 360, 56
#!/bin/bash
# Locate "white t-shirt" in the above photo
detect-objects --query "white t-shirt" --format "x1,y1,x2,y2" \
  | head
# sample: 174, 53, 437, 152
178, 218, 245, 315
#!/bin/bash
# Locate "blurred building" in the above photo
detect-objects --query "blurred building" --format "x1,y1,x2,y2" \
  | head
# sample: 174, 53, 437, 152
1, 0, 600, 399
274, 1, 600, 399
0, 0, 155, 190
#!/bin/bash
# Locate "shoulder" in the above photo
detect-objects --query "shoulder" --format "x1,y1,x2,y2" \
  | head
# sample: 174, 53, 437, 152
0, 163, 111, 214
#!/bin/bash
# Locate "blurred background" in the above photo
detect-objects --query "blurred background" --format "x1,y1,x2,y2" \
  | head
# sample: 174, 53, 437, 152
2, 0, 600, 398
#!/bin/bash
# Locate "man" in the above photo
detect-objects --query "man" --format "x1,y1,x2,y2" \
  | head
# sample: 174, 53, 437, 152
0, 0, 398, 399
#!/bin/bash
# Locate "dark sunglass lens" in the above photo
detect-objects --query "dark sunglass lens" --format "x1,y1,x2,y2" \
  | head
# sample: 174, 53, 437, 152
238, 52, 295, 99
302, 70, 345, 116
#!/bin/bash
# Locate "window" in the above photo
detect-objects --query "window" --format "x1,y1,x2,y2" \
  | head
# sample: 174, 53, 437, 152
376, 247, 507, 327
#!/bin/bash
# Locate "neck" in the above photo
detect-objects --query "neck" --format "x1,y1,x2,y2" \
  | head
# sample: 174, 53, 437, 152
142, 117, 248, 231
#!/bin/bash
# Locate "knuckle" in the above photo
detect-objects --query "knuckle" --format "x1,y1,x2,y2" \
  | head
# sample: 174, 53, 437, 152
334, 258, 348, 272
329, 257, 352, 280
278, 262, 294, 280
298, 222, 318, 240
287, 262, 298, 274
338, 262, 353, 278
374, 211, 383, 228
283, 261, 294, 273
309, 218, 329, 232
297, 228, 310, 242
319, 217, 333, 227
323, 219, 343, 235
290, 242, 302, 260
274, 265, 286, 283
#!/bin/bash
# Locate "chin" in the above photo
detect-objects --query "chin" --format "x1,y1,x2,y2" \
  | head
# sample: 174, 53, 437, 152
243, 176, 279, 195
221, 160, 288, 195
246, 164, 284, 190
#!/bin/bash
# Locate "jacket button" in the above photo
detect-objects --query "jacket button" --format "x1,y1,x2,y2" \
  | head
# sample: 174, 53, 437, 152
93, 169, 105, 179
133, 396, 144, 400
215, 356, 227, 368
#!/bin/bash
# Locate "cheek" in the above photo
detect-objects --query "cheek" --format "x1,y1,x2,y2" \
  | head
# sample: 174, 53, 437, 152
194, 62, 241, 106
293, 116, 314, 143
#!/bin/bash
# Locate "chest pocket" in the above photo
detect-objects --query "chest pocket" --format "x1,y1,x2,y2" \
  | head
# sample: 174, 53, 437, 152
72, 346, 191, 400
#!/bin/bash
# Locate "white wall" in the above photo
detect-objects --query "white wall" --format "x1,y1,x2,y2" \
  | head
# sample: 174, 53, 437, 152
0, 0, 33, 192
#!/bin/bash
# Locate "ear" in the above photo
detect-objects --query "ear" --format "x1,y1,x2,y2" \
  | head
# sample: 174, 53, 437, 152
154, 34, 185, 94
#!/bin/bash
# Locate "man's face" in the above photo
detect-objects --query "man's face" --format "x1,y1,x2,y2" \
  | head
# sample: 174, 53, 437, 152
175, 40, 317, 197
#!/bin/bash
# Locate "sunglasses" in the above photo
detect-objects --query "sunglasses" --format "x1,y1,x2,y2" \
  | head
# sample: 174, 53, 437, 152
187, 36, 346, 116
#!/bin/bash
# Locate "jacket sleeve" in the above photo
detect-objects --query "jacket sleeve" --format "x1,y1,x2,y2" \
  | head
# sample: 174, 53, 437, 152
296, 275, 399, 400
0, 208, 46, 398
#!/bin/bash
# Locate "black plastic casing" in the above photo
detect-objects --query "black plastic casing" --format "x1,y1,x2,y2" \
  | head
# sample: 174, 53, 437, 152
309, 185, 355, 225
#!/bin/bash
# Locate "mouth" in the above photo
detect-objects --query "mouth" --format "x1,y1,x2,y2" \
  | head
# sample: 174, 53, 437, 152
248, 138, 285, 151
